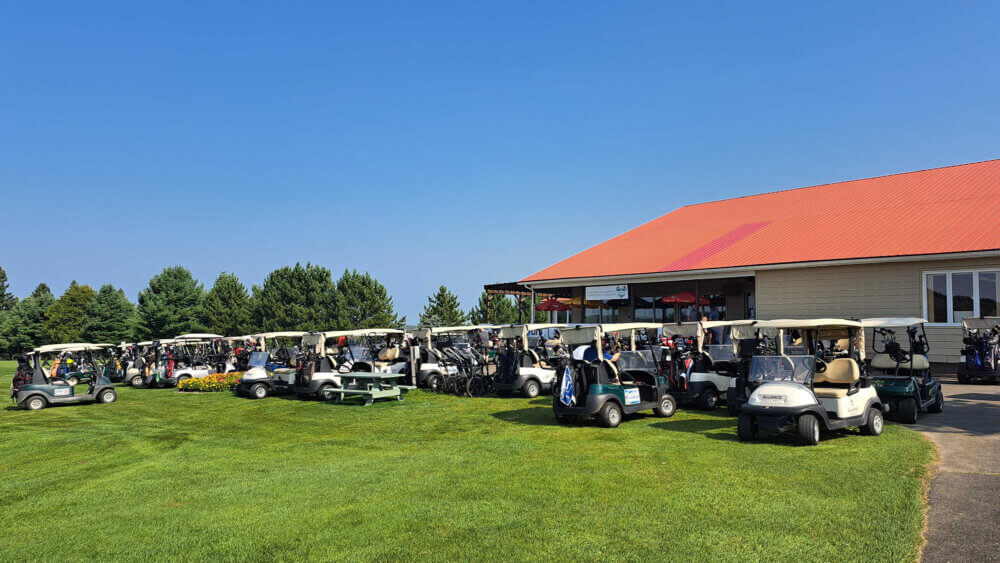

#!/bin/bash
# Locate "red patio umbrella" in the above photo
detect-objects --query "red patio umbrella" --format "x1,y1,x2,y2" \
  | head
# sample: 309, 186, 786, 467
536, 298, 572, 312
660, 292, 710, 306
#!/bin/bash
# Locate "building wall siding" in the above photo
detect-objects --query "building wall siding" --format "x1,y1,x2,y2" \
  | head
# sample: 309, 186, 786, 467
756, 256, 1000, 363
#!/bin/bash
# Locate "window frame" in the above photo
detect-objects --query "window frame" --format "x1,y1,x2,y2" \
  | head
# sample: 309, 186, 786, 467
922, 268, 1000, 326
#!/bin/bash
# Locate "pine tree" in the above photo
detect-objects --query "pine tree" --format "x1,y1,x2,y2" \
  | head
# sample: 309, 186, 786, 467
517, 294, 543, 324
468, 292, 520, 325
0, 283, 55, 355
336, 269, 405, 329
250, 263, 346, 332
419, 285, 467, 327
136, 266, 205, 339
199, 272, 253, 336
0, 266, 17, 311
45, 281, 97, 343
82, 284, 136, 343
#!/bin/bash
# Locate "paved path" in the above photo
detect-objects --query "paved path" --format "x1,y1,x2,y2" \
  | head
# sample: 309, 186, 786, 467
916, 368, 1000, 563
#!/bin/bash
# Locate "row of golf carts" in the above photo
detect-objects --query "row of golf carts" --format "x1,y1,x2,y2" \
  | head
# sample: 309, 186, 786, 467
547, 317, 946, 445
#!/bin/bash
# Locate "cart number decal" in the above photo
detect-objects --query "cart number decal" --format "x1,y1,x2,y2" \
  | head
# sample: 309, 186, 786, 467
54, 388, 70, 396
624, 388, 641, 405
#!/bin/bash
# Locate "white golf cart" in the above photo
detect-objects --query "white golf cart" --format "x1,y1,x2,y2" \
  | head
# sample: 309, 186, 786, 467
170, 333, 236, 386
292, 329, 407, 399
234, 331, 308, 399
408, 325, 495, 391
660, 320, 753, 410
494, 323, 566, 398
737, 319, 885, 446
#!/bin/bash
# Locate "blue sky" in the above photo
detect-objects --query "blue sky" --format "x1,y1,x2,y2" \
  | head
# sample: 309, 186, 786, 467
3, 1, 998, 321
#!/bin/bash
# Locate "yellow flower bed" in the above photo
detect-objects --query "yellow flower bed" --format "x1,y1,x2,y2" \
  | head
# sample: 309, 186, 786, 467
177, 372, 245, 392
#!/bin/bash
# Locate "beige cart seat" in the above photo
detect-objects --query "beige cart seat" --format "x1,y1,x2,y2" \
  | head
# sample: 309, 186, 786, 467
813, 358, 859, 398
870, 353, 930, 371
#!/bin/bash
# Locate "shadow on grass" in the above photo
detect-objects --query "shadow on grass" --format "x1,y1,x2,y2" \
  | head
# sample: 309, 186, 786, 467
491, 407, 560, 427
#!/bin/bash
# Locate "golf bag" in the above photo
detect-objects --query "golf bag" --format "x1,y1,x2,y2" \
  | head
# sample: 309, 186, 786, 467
964, 328, 1000, 371
11, 355, 34, 398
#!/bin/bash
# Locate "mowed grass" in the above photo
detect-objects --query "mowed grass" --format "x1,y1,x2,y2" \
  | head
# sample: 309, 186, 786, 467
0, 361, 932, 561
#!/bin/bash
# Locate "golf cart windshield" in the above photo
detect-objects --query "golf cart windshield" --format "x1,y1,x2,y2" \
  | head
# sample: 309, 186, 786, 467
704, 344, 736, 362
616, 350, 657, 371
748, 355, 817, 385
248, 352, 268, 368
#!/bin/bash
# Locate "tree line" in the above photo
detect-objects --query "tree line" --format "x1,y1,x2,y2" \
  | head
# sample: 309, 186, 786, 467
0, 266, 536, 357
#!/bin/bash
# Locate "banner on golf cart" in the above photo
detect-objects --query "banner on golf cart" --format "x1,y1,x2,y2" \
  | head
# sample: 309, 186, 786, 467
585, 285, 628, 301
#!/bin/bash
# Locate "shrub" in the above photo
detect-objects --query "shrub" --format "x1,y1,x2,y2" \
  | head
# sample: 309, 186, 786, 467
177, 372, 245, 392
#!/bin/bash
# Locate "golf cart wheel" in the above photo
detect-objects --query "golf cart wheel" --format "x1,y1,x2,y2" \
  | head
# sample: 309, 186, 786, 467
522, 380, 540, 399
861, 407, 884, 436
25, 396, 47, 411
317, 384, 334, 401
957, 373, 970, 384
737, 413, 757, 441
727, 401, 739, 417
655, 394, 677, 418
67, 376, 79, 386
697, 388, 718, 411
467, 378, 484, 397
797, 414, 821, 446
250, 383, 268, 400
176, 376, 190, 387
598, 402, 623, 428
426, 375, 443, 393
97, 388, 117, 404
130, 375, 143, 387
928, 390, 944, 413
898, 397, 918, 424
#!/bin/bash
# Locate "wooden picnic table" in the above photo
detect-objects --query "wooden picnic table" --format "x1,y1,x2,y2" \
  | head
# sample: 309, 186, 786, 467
320, 372, 414, 406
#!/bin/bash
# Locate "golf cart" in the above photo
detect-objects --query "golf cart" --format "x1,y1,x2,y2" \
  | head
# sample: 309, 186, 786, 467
43, 342, 116, 386
737, 319, 885, 446
861, 317, 943, 423
724, 323, 783, 415
234, 331, 307, 399
408, 325, 494, 391
661, 321, 753, 410
11, 344, 118, 410
170, 333, 236, 386
957, 316, 1000, 383
553, 323, 676, 428
495, 323, 566, 398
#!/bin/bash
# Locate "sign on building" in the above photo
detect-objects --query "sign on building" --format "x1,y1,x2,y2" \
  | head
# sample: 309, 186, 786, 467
585, 284, 629, 301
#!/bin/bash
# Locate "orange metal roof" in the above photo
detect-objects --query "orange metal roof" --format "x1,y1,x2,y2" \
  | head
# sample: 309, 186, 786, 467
522, 159, 1000, 283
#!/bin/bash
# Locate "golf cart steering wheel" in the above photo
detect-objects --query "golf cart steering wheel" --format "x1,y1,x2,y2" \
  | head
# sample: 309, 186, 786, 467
814, 357, 828, 373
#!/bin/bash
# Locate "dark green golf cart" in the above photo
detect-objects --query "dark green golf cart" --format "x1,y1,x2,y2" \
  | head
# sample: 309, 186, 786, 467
553, 323, 676, 428
861, 317, 943, 423
11, 343, 118, 410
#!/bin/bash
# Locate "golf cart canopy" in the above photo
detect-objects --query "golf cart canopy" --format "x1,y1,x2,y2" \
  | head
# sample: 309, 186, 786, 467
174, 333, 224, 340
33, 343, 113, 354
755, 318, 865, 359
498, 324, 566, 347
322, 328, 406, 337
961, 317, 1000, 331
560, 322, 660, 348
859, 318, 928, 328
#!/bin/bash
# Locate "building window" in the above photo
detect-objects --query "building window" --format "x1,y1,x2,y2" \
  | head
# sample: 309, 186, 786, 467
923, 270, 1000, 324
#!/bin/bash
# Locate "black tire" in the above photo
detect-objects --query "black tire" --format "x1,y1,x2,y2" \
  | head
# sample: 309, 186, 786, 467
176, 376, 190, 387
860, 407, 884, 436
250, 383, 268, 400
928, 389, 944, 413
522, 380, 540, 399
697, 388, 718, 410
797, 414, 820, 446
655, 394, 677, 418
25, 395, 47, 411
898, 397, 918, 424
427, 374, 443, 393
317, 384, 334, 401
737, 413, 757, 441
727, 401, 739, 417
598, 401, 623, 428
67, 376, 79, 386
97, 388, 117, 403
957, 373, 970, 384
130, 375, 143, 387
467, 378, 484, 397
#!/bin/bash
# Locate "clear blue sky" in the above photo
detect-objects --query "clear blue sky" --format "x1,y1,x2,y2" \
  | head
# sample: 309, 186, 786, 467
3, 1, 998, 321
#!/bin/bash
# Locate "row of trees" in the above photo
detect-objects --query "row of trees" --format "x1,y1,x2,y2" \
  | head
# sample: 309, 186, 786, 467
0, 265, 406, 356
0, 266, 536, 357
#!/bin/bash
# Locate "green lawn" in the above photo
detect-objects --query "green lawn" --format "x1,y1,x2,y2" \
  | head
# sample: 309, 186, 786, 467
0, 360, 933, 561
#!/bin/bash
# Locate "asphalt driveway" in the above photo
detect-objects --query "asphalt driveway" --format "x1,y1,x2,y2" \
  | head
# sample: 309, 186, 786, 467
916, 367, 1000, 562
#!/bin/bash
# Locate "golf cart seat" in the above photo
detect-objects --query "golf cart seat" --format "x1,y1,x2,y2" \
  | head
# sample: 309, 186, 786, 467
378, 347, 400, 361
870, 353, 930, 371
601, 358, 619, 382
812, 358, 859, 398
